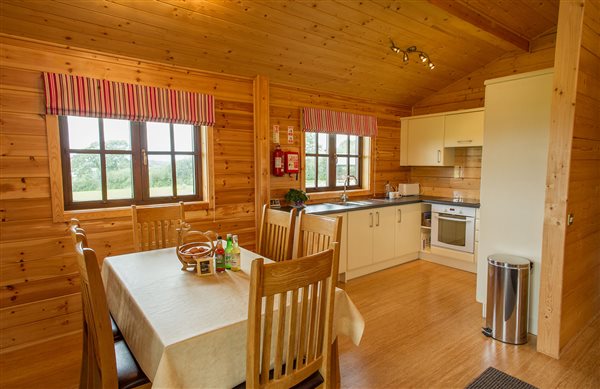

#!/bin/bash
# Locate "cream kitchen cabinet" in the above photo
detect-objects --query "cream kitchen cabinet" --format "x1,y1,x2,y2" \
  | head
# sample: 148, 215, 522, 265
394, 203, 421, 258
400, 115, 455, 166
346, 205, 419, 280
444, 109, 484, 147
347, 207, 395, 270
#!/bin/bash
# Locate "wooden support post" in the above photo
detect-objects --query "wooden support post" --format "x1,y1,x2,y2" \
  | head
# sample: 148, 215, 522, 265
537, 0, 586, 359
254, 75, 271, 235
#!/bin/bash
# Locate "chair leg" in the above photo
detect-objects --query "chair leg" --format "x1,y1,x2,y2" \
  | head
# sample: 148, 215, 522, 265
330, 339, 341, 389
79, 326, 89, 389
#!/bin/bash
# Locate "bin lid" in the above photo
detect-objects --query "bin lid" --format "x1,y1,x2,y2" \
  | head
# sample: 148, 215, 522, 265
487, 254, 531, 269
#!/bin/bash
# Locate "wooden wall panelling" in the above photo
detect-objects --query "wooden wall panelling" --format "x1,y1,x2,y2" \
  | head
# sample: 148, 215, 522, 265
558, 0, 600, 352
538, 0, 599, 359
411, 31, 557, 116
0, 36, 256, 384
411, 147, 482, 200
268, 83, 411, 203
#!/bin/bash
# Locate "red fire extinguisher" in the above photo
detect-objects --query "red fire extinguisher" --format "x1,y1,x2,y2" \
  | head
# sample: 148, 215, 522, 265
272, 144, 284, 176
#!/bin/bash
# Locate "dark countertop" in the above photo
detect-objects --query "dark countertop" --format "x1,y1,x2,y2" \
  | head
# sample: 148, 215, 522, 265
279, 195, 479, 215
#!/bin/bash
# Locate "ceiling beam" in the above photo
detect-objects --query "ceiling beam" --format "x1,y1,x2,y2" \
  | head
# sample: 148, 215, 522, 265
429, 0, 531, 52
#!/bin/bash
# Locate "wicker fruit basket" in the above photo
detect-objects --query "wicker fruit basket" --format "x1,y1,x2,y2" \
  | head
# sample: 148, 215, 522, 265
176, 223, 217, 273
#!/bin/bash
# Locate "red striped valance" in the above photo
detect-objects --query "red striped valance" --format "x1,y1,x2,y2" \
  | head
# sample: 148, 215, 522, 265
302, 107, 377, 137
43, 72, 215, 126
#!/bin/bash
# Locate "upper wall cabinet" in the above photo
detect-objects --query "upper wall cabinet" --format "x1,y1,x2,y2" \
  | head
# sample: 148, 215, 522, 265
400, 115, 455, 166
444, 110, 484, 147
400, 108, 484, 166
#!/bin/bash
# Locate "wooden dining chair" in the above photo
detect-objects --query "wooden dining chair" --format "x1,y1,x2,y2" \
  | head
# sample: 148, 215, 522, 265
246, 244, 339, 389
71, 227, 150, 389
257, 204, 297, 262
293, 211, 342, 259
69, 219, 122, 342
132, 202, 184, 252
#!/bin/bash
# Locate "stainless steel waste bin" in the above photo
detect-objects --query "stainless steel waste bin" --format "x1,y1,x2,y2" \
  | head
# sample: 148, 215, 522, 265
483, 254, 532, 344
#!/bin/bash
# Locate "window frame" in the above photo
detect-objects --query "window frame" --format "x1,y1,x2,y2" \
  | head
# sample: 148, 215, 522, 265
304, 132, 363, 193
58, 116, 203, 211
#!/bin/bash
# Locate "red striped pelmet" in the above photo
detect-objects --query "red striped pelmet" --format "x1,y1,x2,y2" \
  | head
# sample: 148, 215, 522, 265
43, 72, 215, 126
302, 107, 377, 137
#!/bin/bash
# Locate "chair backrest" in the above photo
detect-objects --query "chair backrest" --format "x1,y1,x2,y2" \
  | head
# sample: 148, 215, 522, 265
246, 244, 338, 389
70, 224, 118, 388
293, 212, 342, 259
132, 202, 184, 251
257, 204, 297, 262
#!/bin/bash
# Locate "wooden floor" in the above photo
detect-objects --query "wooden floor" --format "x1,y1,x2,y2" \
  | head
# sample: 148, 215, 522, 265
337, 260, 600, 389
1, 260, 598, 388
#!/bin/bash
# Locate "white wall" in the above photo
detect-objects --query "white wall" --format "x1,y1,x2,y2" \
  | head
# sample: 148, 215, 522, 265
476, 69, 553, 335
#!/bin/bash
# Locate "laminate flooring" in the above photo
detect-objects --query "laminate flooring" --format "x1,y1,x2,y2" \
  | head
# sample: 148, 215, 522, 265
337, 260, 600, 389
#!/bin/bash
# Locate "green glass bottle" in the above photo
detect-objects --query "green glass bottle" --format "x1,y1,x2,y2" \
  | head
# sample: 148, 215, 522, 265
225, 234, 233, 270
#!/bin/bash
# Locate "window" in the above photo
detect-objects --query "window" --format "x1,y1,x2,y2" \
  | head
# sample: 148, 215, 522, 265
305, 132, 363, 191
59, 116, 202, 210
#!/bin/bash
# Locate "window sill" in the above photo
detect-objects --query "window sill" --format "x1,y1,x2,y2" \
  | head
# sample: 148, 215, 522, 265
57, 201, 211, 222
307, 189, 372, 203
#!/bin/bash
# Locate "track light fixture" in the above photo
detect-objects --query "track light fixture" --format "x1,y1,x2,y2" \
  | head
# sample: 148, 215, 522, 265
390, 40, 435, 70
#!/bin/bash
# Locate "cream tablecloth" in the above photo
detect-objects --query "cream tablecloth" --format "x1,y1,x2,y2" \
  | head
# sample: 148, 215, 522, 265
102, 247, 364, 389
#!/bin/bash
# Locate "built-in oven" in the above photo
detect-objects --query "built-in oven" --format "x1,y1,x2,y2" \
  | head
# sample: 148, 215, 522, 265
431, 204, 476, 253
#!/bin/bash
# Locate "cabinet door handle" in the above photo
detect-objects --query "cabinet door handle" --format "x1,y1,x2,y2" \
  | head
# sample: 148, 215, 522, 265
397, 209, 402, 223
376, 212, 380, 227
437, 150, 441, 163
369, 213, 373, 228
457, 140, 473, 143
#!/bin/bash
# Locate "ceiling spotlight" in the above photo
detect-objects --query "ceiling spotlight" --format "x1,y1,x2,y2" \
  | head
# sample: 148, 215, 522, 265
390, 40, 435, 70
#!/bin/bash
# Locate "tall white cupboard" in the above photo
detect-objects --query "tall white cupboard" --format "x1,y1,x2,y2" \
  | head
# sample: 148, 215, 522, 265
476, 69, 553, 335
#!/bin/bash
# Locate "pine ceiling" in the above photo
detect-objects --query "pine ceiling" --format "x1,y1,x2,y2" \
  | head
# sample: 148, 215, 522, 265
0, 0, 559, 106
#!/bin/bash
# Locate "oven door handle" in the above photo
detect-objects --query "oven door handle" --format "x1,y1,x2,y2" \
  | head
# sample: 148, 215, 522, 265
435, 215, 472, 223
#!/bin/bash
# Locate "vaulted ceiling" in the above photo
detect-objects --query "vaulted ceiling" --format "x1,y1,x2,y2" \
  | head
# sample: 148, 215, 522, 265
0, 0, 559, 106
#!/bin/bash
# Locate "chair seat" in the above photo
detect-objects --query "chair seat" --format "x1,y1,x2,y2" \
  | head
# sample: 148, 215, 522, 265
115, 339, 150, 389
110, 314, 123, 341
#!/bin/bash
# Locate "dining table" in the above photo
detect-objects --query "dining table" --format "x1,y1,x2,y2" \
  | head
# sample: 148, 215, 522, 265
102, 245, 365, 389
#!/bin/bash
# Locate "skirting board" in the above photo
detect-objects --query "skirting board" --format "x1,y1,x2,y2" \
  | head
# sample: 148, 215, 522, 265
345, 252, 419, 281
419, 250, 477, 273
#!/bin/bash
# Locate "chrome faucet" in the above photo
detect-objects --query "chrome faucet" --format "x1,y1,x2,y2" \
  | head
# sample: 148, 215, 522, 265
340, 175, 358, 203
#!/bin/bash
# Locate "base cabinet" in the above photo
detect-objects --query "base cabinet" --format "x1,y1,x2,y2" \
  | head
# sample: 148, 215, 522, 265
347, 205, 420, 279
394, 203, 421, 257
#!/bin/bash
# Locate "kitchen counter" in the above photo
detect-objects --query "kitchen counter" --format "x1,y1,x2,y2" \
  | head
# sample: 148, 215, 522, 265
279, 195, 479, 215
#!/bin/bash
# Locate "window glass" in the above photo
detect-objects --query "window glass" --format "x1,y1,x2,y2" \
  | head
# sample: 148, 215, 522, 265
106, 154, 133, 200
67, 116, 99, 150
104, 119, 131, 150
175, 155, 195, 196
59, 116, 203, 209
305, 156, 316, 188
317, 133, 328, 153
146, 122, 171, 151
304, 132, 364, 192
305, 132, 316, 154
174, 124, 194, 152
70, 153, 102, 201
336, 135, 348, 154
336, 157, 349, 186
349, 135, 359, 155
148, 155, 173, 197
317, 156, 329, 187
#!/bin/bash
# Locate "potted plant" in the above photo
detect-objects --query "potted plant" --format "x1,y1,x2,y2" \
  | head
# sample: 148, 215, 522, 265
284, 188, 309, 208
